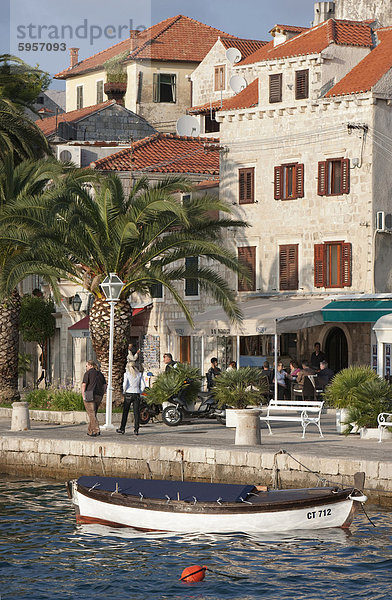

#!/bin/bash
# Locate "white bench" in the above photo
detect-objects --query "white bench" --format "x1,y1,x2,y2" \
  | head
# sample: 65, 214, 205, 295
377, 412, 392, 442
260, 399, 324, 438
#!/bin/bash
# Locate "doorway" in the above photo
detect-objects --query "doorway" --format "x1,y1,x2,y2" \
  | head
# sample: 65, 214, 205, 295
325, 327, 348, 373
180, 336, 191, 363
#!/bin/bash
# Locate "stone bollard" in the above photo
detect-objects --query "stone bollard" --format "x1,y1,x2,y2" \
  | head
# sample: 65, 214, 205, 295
11, 401, 31, 431
235, 408, 261, 445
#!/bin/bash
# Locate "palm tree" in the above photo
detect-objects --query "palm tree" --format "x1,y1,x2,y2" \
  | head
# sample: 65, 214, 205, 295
0, 154, 66, 401
0, 173, 248, 401
0, 98, 50, 161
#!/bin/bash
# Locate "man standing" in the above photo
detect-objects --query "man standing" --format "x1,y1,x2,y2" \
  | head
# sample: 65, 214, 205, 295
163, 353, 177, 372
81, 361, 107, 437
206, 357, 221, 391
310, 342, 326, 371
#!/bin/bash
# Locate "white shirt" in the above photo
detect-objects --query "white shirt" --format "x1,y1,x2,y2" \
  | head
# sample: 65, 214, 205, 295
123, 371, 146, 394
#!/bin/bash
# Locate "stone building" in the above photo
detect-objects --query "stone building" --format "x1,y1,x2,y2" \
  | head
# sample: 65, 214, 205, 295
46, 134, 221, 388
35, 100, 155, 145
177, 17, 392, 375
54, 15, 245, 133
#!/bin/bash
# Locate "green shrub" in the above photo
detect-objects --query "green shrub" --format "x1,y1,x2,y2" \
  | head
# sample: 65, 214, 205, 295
213, 367, 269, 409
344, 378, 392, 432
24, 387, 84, 411
145, 363, 202, 405
324, 366, 378, 408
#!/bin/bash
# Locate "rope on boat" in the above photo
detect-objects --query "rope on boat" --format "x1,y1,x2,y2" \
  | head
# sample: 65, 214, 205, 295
274, 449, 376, 528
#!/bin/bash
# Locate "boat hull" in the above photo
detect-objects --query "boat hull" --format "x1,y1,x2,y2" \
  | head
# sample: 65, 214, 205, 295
69, 480, 362, 534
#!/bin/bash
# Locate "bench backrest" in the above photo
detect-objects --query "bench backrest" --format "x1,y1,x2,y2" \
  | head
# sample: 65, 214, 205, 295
267, 400, 324, 413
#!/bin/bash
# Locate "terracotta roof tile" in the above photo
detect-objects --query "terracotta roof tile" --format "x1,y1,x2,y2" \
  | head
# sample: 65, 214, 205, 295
326, 28, 392, 97
270, 24, 309, 33
92, 133, 219, 174
220, 37, 268, 59
35, 101, 115, 136
240, 19, 373, 65
195, 178, 220, 189
55, 15, 236, 79
190, 78, 259, 114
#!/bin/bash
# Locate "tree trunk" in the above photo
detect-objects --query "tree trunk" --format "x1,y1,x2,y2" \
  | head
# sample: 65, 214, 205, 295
0, 288, 20, 402
89, 297, 132, 405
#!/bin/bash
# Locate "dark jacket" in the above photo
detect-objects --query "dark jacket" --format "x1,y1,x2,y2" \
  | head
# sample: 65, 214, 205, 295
296, 367, 317, 386
317, 368, 334, 389
165, 360, 177, 373
206, 366, 221, 390
310, 350, 326, 370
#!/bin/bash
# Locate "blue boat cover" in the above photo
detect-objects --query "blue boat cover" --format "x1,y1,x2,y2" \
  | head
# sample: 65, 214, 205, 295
77, 476, 254, 503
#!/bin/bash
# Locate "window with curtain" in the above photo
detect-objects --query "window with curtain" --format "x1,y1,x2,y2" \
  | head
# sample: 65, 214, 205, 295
153, 73, 176, 103
274, 163, 304, 200
318, 158, 350, 196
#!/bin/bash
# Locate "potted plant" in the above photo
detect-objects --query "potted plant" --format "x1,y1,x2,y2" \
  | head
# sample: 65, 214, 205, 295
323, 366, 378, 434
103, 51, 128, 104
212, 367, 269, 445
343, 378, 392, 438
145, 363, 202, 410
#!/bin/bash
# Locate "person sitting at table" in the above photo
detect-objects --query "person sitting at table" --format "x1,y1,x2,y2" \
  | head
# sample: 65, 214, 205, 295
288, 360, 301, 380
273, 361, 290, 400
317, 360, 334, 389
296, 360, 317, 387
261, 360, 273, 383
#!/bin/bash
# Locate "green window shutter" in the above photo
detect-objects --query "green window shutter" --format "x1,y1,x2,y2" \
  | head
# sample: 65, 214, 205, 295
153, 73, 160, 103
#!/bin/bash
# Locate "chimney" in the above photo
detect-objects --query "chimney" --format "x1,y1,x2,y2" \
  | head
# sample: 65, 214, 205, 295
70, 48, 79, 68
312, 2, 336, 26
130, 30, 139, 52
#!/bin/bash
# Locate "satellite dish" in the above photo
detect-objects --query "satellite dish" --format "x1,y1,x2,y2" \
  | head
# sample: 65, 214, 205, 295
229, 75, 247, 94
226, 47, 242, 64
176, 115, 200, 137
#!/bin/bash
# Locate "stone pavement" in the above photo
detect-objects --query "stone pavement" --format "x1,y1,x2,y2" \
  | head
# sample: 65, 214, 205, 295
0, 412, 391, 506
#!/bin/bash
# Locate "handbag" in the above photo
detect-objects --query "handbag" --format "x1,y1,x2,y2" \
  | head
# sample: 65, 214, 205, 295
85, 389, 95, 402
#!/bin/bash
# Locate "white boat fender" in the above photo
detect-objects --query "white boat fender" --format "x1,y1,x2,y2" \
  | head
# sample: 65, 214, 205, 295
349, 493, 368, 502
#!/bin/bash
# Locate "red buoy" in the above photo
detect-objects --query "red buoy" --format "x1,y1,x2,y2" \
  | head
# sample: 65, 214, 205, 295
179, 565, 207, 583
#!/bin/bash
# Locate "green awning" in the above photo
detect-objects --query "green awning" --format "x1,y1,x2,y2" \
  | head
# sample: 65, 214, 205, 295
323, 300, 392, 323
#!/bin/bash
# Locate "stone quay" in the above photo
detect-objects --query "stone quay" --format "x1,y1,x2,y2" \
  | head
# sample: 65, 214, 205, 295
0, 409, 391, 507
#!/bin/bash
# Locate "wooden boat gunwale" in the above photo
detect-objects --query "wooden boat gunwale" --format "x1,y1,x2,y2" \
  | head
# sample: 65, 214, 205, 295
74, 481, 361, 515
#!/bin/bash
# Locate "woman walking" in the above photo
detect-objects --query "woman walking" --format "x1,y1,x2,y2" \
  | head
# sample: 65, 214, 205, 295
81, 361, 107, 437
116, 358, 146, 435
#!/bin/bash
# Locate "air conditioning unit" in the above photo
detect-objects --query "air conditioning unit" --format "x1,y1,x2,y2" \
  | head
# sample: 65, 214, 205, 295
376, 211, 392, 232
377, 211, 386, 231
57, 145, 82, 167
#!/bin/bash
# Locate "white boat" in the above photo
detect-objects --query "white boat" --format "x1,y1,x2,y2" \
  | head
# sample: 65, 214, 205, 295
66, 476, 367, 534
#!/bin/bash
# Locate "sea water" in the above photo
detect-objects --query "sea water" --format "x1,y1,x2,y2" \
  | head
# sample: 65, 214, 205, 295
1, 478, 392, 600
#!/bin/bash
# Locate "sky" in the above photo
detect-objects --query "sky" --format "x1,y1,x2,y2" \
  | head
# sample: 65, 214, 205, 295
0, 0, 316, 89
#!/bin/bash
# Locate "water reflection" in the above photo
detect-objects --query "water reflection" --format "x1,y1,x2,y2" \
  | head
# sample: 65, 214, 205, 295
1, 478, 392, 600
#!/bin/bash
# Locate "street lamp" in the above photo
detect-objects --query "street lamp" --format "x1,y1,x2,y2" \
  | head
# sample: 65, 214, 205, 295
71, 293, 82, 312
100, 273, 124, 430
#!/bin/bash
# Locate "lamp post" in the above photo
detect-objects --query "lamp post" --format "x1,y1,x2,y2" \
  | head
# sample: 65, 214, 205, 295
100, 273, 124, 430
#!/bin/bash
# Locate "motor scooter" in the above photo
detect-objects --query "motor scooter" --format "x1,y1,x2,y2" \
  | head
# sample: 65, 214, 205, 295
162, 379, 226, 426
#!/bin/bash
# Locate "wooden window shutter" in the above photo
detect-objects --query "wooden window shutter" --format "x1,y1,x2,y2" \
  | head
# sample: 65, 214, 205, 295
295, 164, 304, 198
295, 69, 309, 99
317, 161, 327, 196
341, 242, 352, 287
238, 246, 256, 291
214, 67, 219, 91
314, 243, 326, 288
239, 168, 254, 204
274, 166, 283, 200
279, 244, 298, 290
269, 73, 282, 103
341, 158, 350, 194
153, 73, 160, 102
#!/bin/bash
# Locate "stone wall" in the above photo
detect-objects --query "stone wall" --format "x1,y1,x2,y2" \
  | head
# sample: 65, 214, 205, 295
75, 105, 155, 142
1, 435, 391, 506
335, 0, 392, 26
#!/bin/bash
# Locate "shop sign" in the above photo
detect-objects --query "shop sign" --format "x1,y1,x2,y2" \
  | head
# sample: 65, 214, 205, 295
256, 326, 267, 334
